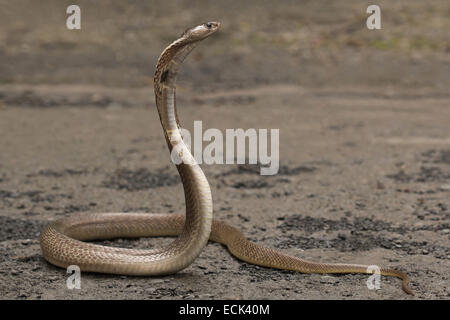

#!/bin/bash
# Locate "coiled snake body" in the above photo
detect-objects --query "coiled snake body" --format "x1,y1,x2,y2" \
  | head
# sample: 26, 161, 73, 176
40, 22, 413, 295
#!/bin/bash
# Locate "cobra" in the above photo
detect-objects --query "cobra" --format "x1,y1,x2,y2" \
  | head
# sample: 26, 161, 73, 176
40, 22, 413, 295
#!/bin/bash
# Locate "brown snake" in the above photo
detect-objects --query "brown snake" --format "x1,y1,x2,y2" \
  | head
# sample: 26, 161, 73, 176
40, 22, 413, 295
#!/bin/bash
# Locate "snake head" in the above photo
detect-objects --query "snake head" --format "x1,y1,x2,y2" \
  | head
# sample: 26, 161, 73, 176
181, 22, 221, 41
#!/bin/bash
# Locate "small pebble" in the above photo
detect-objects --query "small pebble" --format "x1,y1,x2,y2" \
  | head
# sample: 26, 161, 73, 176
151, 279, 164, 284
320, 276, 338, 284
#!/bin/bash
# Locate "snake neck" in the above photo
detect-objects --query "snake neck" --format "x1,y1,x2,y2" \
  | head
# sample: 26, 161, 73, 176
154, 38, 197, 146
153, 36, 213, 259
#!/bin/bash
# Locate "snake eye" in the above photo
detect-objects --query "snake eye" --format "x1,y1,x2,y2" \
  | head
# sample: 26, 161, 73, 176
206, 22, 213, 29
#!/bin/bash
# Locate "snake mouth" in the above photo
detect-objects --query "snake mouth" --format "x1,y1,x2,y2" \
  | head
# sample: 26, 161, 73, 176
206, 21, 221, 30
203, 21, 221, 36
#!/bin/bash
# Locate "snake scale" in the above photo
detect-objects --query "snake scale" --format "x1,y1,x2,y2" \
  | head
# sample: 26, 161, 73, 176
40, 22, 413, 295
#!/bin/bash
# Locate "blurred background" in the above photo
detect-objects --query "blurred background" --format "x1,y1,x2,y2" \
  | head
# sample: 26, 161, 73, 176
0, 0, 449, 92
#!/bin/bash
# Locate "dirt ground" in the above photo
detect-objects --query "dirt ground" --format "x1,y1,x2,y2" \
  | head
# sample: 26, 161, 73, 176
0, 1, 449, 300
